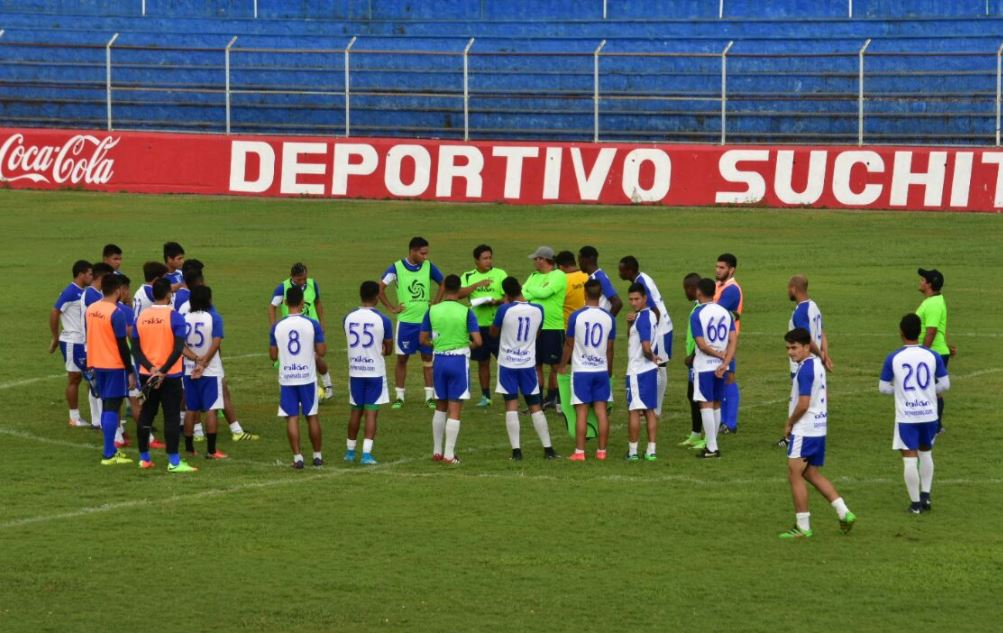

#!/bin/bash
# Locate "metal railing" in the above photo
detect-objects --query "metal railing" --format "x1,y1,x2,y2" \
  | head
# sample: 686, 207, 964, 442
1, 37, 1002, 146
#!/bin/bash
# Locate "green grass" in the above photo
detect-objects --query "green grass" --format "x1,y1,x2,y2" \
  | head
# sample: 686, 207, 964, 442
0, 190, 1001, 633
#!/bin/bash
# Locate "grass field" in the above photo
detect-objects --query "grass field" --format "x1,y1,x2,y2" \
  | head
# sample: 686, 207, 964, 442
0, 189, 1001, 633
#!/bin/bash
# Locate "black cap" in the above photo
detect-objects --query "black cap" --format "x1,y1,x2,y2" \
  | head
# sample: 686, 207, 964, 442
918, 268, 944, 291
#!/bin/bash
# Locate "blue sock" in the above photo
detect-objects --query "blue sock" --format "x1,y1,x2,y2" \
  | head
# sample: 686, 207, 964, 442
723, 382, 740, 431
100, 410, 118, 458
140, 451, 150, 462
168, 453, 180, 467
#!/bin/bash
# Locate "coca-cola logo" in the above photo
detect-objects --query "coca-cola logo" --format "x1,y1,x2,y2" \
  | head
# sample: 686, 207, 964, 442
0, 133, 119, 185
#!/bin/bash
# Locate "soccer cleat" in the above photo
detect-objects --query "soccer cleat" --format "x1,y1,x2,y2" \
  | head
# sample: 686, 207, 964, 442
541, 398, 557, 411
595, 449, 607, 461
360, 453, 378, 465
291, 460, 305, 470
232, 431, 260, 442
696, 448, 721, 459
138, 460, 156, 470
511, 448, 523, 461
678, 434, 699, 447
544, 447, 560, 460
149, 438, 166, 450
778, 526, 813, 539
432, 453, 443, 462
719, 424, 735, 434
193, 434, 206, 443
323, 386, 334, 401
344, 449, 356, 462
690, 439, 707, 451
167, 460, 199, 473
568, 452, 586, 462
100, 451, 133, 466
625, 453, 640, 463
908, 502, 923, 514
441, 456, 461, 465
839, 511, 857, 534
114, 438, 130, 449
920, 492, 932, 512
644, 453, 657, 462
425, 398, 436, 409
205, 451, 229, 460
475, 395, 492, 408
312, 457, 324, 467
68, 418, 91, 428
391, 399, 405, 410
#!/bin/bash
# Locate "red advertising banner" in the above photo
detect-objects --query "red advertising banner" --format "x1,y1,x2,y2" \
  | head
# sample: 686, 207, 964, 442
2, 127, 1002, 212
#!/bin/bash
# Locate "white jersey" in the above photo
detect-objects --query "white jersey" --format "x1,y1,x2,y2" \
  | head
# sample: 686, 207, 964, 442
626, 308, 659, 376
270, 314, 324, 386
343, 306, 393, 378
589, 268, 619, 313
494, 301, 544, 369
635, 272, 673, 338
567, 305, 616, 373
133, 285, 155, 318
788, 299, 824, 374
879, 345, 950, 424
54, 282, 86, 343
183, 310, 225, 377
690, 302, 734, 372
789, 355, 828, 437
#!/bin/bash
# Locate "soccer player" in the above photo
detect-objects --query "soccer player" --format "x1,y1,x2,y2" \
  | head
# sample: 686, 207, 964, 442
617, 256, 673, 416
679, 272, 705, 449
112, 274, 154, 449
578, 245, 623, 316
269, 263, 333, 400
788, 275, 832, 372
690, 278, 736, 459
420, 275, 481, 465
490, 276, 558, 461
50, 259, 92, 427
780, 327, 855, 539
270, 286, 327, 469
559, 279, 615, 461
81, 262, 115, 428
714, 253, 743, 433
133, 261, 168, 318
879, 313, 950, 513
173, 258, 205, 315
163, 241, 185, 290
85, 273, 136, 465
523, 246, 566, 410
183, 285, 228, 460
916, 268, 955, 434
557, 250, 588, 327
343, 281, 394, 465
379, 237, 444, 409
102, 244, 122, 273
625, 283, 662, 461
458, 244, 507, 408
133, 278, 197, 472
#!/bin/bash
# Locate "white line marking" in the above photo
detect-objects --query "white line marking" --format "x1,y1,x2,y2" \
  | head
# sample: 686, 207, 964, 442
740, 331, 1002, 338
0, 428, 99, 450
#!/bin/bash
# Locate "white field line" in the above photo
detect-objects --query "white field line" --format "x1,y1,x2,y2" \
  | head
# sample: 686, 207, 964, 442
739, 331, 1002, 338
0, 352, 268, 391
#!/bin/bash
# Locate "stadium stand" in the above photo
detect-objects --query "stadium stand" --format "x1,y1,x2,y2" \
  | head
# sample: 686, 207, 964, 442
1, 1, 1002, 144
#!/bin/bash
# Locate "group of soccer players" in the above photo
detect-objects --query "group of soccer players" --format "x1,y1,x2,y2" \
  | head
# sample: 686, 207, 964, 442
51, 238, 955, 538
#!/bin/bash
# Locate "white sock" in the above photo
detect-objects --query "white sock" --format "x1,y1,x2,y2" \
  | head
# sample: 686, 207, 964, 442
321, 373, 332, 388
796, 512, 811, 531
645, 442, 656, 456
530, 411, 552, 448
713, 406, 721, 429
903, 456, 921, 502
831, 497, 849, 520
114, 425, 124, 444
505, 411, 521, 449
69, 408, 81, 421
424, 387, 435, 401
313, 451, 322, 461
293, 453, 304, 464
655, 366, 667, 416
432, 410, 447, 455
444, 418, 460, 459
228, 421, 244, 434
918, 450, 934, 493
362, 438, 374, 454
346, 439, 357, 451
88, 392, 102, 427
395, 387, 405, 401
194, 422, 205, 436
628, 441, 639, 456
701, 408, 718, 452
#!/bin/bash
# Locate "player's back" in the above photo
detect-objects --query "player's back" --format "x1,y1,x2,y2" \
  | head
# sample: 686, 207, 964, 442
184, 309, 224, 377
496, 301, 544, 368
272, 314, 321, 385
881, 345, 946, 423
562, 270, 589, 326
589, 268, 618, 313
691, 303, 733, 371
627, 308, 659, 375
86, 300, 125, 369
789, 356, 827, 436
55, 283, 86, 343
133, 284, 155, 317
568, 305, 615, 372
636, 272, 673, 333
344, 307, 392, 377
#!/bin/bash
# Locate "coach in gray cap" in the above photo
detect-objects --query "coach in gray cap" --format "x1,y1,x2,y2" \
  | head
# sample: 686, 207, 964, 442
523, 246, 566, 409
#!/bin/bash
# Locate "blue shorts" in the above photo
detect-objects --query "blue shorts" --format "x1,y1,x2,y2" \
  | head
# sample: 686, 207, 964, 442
496, 366, 540, 401
349, 376, 389, 407
469, 326, 499, 362
788, 434, 826, 467
183, 375, 224, 412
395, 321, 432, 356
59, 341, 87, 373
626, 369, 659, 411
893, 421, 938, 451
571, 371, 610, 405
94, 368, 128, 399
536, 330, 564, 366
433, 354, 470, 401
693, 370, 724, 403
278, 383, 318, 417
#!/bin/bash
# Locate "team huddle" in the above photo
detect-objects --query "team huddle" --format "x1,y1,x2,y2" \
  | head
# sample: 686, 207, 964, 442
49, 239, 955, 538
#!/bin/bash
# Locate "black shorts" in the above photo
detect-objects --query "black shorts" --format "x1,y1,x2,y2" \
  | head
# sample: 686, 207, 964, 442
536, 330, 565, 366
470, 326, 499, 362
